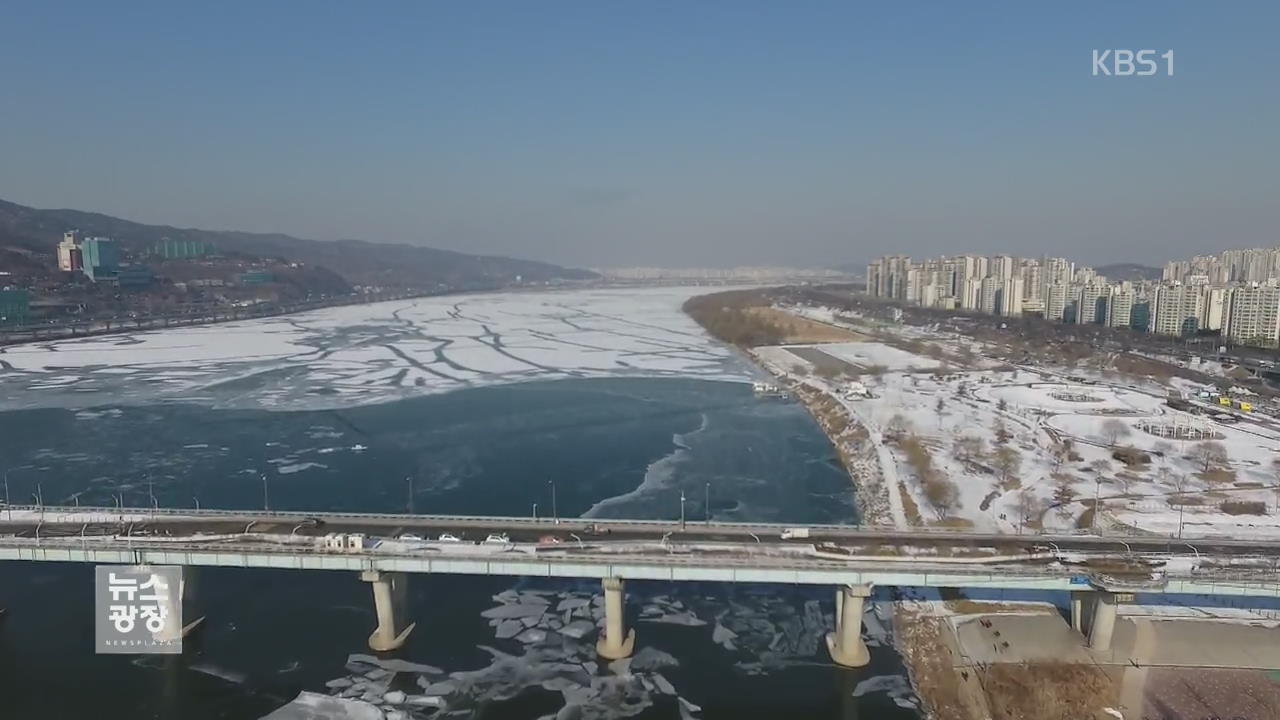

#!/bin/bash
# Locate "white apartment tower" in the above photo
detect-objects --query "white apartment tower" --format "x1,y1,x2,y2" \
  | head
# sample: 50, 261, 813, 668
1224, 285, 1280, 346
1045, 283, 1069, 321
1152, 285, 1207, 336
999, 277, 1024, 316
979, 277, 1001, 314
1107, 287, 1135, 328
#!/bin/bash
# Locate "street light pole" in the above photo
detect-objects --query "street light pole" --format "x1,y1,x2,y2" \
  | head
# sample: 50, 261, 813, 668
680, 490, 686, 531
704, 482, 711, 526
3, 470, 10, 521
532, 502, 538, 521
548, 480, 558, 524
406, 476, 414, 514
1092, 478, 1102, 534
261, 474, 270, 511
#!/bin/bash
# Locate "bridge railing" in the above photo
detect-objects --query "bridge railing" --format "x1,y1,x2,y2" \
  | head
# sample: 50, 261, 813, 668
3, 534, 1279, 590
0, 503, 1112, 536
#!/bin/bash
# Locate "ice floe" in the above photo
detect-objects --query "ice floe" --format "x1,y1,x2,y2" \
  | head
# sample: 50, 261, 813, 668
0, 287, 753, 411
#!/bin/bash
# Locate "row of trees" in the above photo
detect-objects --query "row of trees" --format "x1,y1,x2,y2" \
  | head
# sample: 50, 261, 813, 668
681, 291, 786, 347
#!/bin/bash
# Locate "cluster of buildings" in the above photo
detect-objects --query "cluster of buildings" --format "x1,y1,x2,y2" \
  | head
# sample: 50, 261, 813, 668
57, 231, 153, 287
865, 252, 1280, 348
599, 266, 850, 282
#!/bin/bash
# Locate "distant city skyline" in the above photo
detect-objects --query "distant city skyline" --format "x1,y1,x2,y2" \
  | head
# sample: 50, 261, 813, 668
1, 2, 1277, 268
866, 248, 1280, 348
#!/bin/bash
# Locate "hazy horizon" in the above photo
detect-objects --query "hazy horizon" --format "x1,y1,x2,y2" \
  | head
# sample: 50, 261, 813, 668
2, 1, 1276, 269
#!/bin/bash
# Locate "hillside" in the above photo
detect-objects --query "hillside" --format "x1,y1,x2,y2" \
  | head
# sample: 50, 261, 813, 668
1095, 262, 1162, 281
0, 197, 597, 289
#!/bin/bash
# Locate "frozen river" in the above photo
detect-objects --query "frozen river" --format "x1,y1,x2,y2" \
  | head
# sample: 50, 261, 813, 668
0, 287, 917, 720
0, 287, 750, 411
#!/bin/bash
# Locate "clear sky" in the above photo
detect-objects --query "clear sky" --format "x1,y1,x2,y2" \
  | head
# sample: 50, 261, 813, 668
1, 1, 1276, 268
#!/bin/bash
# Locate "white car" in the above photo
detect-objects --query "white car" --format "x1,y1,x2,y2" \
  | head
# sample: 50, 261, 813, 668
437, 533, 462, 543
482, 533, 510, 545
399, 533, 423, 541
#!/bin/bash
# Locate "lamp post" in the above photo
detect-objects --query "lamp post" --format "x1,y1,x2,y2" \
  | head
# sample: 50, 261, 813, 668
261, 473, 270, 511
548, 480, 558, 524
704, 482, 711, 526
1092, 477, 1103, 534
532, 503, 538, 521
3, 470, 10, 521
406, 476, 415, 514
679, 490, 686, 531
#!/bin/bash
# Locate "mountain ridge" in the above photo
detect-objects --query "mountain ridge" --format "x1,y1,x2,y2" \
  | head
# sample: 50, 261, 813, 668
0, 197, 596, 288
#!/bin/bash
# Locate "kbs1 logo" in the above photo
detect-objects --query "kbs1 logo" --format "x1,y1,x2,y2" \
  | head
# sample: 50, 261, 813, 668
1092, 49, 1174, 77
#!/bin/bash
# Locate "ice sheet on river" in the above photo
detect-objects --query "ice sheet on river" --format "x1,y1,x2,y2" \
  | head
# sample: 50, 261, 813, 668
0, 287, 752, 411
260, 691, 384, 720
318, 584, 913, 719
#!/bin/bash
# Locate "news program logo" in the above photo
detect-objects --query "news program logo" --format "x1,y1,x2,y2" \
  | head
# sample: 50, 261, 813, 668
1092, 49, 1174, 76
95, 565, 183, 654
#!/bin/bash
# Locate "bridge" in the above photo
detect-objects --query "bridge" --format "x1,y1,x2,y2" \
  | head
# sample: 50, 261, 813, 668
4, 505, 1280, 666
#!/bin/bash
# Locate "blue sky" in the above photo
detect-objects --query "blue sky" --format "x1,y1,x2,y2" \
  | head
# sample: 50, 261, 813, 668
1, 1, 1276, 267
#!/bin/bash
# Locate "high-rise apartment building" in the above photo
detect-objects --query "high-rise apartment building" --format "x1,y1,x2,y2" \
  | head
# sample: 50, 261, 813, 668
57, 230, 83, 272
1151, 285, 1206, 336
81, 236, 121, 281
999, 277, 1024, 316
1223, 284, 1280, 346
1106, 287, 1134, 328
979, 277, 1001, 315
1076, 283, 1109, 325
1045, 283, 1069, 321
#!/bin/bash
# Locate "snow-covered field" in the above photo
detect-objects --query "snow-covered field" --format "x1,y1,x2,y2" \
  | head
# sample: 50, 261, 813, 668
0, 287, 753, 410
754, 322, 1280, 538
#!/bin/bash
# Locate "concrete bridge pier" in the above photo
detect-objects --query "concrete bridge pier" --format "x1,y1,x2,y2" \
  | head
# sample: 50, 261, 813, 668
1070, 590, 1090, 635
360, 570, 415, 651
177, 566, 206, 638
595, 577, 635, 660
155, 567, 205, 646
826, 584, 872, 668
1087, 592, 1118, 651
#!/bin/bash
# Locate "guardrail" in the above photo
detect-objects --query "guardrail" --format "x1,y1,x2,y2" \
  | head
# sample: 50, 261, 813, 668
0, 503, 1131, 533
4, 534, 1280, 592
4, 504, 1277, 553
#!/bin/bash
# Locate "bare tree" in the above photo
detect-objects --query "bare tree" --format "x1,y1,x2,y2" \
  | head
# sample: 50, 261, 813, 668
885, 413, 911, 441
924, 475, 959, 521
997, 398, 1009, 412
1191, 441, 1229, 474
1089, 458, 1113, 480
1102, 419, 1131, 446
1271, 457, 1280, 512
1012, 488, 1043, 531
1053, 481, 1078, 519
1152, 441, 1173, 484
994, 418, 1011, 445
953, 434, 986, 463
994, 446, 1023, 489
